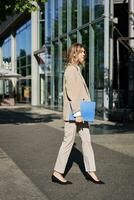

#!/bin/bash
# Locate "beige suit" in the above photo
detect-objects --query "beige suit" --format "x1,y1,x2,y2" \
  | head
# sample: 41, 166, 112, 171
63, 64, 91, 121
54, 64, 96, 173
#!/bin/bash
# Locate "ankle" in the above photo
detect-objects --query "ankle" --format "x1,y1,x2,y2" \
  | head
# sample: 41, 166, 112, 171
53, 171, 61, 176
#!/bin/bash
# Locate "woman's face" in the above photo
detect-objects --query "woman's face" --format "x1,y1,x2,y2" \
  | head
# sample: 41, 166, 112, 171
77, 48, 85, 65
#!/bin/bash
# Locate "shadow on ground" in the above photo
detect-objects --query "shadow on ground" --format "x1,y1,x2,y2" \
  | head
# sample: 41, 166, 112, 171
90, 122, 134, 135
0, 107, 134, 134
0, 107, 62, 124
64, 144, 87, 178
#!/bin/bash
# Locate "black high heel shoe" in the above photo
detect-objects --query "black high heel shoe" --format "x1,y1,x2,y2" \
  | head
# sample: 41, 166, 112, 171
51, 174, 72, 185
86, 173, 105, 184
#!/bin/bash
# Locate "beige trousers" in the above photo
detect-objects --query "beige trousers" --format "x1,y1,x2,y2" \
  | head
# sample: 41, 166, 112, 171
54, 122, 96, 174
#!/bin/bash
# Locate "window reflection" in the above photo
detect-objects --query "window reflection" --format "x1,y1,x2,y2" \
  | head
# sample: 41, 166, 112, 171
1, 37, 12, 99
91, 0, 104, 20
72, 0, 77, 29
93, 20, 104, 117
43, 0, 106, 116
54, 0, 58, 37
45, 0, 51, 43
81, 28, 89, 87
16, 20, 31, 103
82, 0, 89, 24
62, 0, 67, 33
93, 21, 104, 90
2, 37, 11, 69
53, 41, 59, 108
70, 33, 77, 44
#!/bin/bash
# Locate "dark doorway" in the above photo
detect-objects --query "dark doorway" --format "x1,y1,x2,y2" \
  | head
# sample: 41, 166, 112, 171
113, 3, 128, 109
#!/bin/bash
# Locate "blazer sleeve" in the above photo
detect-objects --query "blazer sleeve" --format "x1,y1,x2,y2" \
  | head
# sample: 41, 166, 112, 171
64, 67, 81, 113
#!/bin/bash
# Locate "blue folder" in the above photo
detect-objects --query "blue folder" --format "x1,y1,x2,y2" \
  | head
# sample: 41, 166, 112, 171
69, 101, 96, 122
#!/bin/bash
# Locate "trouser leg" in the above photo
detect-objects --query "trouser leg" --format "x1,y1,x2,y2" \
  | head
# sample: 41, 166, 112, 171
54, 122, 76, 174
78, 123, 96, 172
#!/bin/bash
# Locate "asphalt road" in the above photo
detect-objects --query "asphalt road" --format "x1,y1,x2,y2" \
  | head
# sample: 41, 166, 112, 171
0, 122, 134, 200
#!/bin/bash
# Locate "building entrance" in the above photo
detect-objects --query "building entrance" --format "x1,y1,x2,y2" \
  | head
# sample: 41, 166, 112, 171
110, 2, 134, 120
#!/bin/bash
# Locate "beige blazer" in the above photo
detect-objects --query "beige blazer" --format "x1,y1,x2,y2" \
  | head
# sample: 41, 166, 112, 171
63, 64, 91, 121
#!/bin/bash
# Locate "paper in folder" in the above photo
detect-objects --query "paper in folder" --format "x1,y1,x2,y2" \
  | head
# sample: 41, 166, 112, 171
69, 101, 96, 122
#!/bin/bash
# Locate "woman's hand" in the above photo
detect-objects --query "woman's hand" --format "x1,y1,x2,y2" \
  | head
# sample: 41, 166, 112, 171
75, 116, 84, 123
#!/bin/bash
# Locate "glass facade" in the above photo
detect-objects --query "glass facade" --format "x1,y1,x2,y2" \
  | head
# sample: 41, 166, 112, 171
2, 37, 11, 69
16, 20, 31, 103
1, 37, 12, 98
43, 0, 108, 116
1, 0, 133, 121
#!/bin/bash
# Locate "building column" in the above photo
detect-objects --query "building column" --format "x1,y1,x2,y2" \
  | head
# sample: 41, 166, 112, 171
129, 0, 134, 48
104, 0, 110, 120
31, 10, 40, 106
11, 32, 17, 90
11, 32, 16, 72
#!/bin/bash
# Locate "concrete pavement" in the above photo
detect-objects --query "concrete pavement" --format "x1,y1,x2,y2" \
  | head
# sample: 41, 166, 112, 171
0, 105, 134, 200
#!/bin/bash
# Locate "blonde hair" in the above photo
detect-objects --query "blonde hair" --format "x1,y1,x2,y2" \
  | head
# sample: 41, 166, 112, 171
67, 43, 86, 65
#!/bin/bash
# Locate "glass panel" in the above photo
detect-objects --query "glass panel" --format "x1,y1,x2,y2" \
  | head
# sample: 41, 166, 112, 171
16, 20, 31, 103
53, 41, 59, 108
39, 3, 45, 47
16, 79, 31, 103
2, 37, 11, 69
54, 0, 58, 37
27, 66, 31, 76
26, 23, 31, 54
91, 0, 104, 21
92, 20, 104, 116
20, 67, 26, 77
81, 28, 89, 87
82, 0, 89, 24
27, 55, 31, 65
70, 33, 77, 44
16, 21, 31, 57
44, 45, 52, 106
62, 0, 67, 33
71, 0, 77, 29
20, 57, 26, 67
93, 21, 104, 89
60, 38, 67, 107
62, 38, 67, 66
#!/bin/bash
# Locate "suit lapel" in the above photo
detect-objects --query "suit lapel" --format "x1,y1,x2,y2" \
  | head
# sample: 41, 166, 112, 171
77, 66, 90, 97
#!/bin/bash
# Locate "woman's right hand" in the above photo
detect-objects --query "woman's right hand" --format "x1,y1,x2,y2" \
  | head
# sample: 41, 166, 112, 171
75, 116, 84, 123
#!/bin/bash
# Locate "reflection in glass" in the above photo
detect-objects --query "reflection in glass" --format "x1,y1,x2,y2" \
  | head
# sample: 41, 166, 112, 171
54, 0, 58, 37
2, 37, 11, 69
45, 0, 51, 43
20, 67, 26, 77
20, 57, 26, 67
72, 0, 77, 29
62, 38, 67, 67
16, 21, 31, 56
82, 0, 89, 24
2, 37, 12, 99
81, 28, 89, 87
93, 20, 104, 117
93, 21, 104, 90
60, 38, 67, 107
91, 0, 104, 20
16, 20, 31, 103
62, 0, 67, 33
53, 41, 59, 108
70, 33, 77, 44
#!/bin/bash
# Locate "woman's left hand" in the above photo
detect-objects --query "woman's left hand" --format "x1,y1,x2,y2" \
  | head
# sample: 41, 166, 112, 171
75, 116, 84, 123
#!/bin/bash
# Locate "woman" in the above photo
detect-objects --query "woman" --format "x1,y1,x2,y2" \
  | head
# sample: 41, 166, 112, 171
52, 43, 104, 185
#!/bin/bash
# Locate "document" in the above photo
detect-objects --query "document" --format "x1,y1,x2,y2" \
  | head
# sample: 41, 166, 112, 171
69, 101, 96, 122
